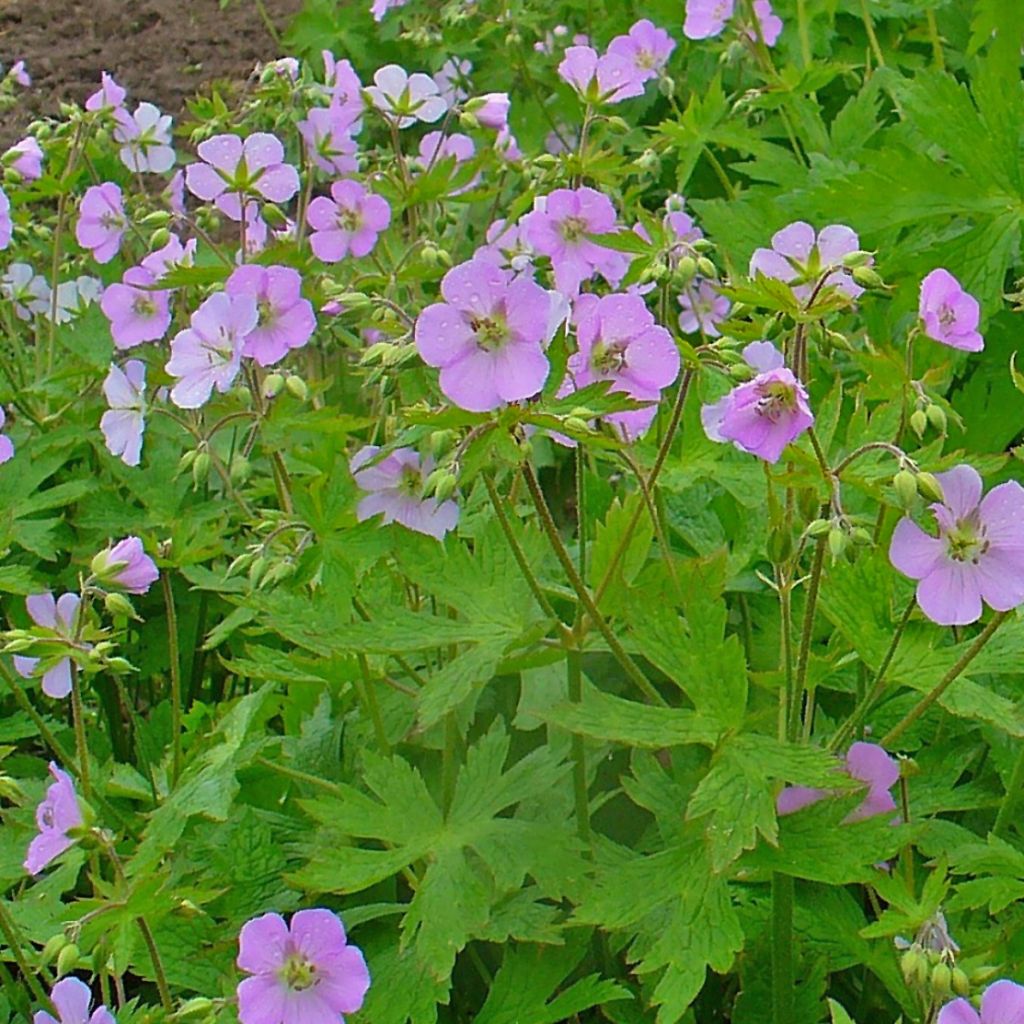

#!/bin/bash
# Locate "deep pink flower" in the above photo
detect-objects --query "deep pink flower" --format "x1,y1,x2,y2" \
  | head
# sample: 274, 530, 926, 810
100, 267, 171, 349
557, 46, 644, 104
101, 360, 146, 467
415, 258, 562, 412
185, 133, 300, 219
889, 465, 1024, 626
14, 594, 81, 700
684, 0, 735, 39
919, 269, 983, 353
85, 71, 126, 113
226, 264, 316, 366
561, 292, 680, 440
0, 405, 13, 464
434, 57, 472, 105
0, 185, 10, 249
24, 765, 83, 877
351, 446, 459, 539
365, 65, 447, 128
8, 136, 43, 180
938, 980, 1024, 1024
750, 221, 864, 302
678, 280, 731, 336
607, 19, 676, 81
114, 103, 175, 174
34, 977, 114, 1024
701, 341, 813, 463
306, 180, 391, 262
298, 105, 359, 177
237, 909, 370, 1024
520, 187, 628, 296
166, 292, 258, 409
777, 742, 899, 823
76, 183, 127, 264
90, 536, 159, 594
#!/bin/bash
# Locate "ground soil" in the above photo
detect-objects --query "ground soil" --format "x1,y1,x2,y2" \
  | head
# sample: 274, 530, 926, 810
0, 0, 303, 147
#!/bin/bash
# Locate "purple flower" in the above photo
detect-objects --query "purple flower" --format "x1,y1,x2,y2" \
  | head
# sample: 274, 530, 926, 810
371, 0, 408, 21
351, 446, 459, 539
416, 131, 475, 169
701, 341, 814, 463
751, 0, 784, 45
919, 268, 983, 353
185, 133, 300, 219
85, 71, 127, 113
34, 978, 115, 1024
165, 169, 187, 222
470, 92, 510, 131
0, 405, 13, 464
889, 464, 1024, 626
90, 537, 159, 594
678, 280, 731, 336
520, 187, 628, 296
9, 60, 30, 88
415, 258, 561, 412
8, 136, 43, 180
365, 65, 448, 128
607, 19, 676, 81
14, 594, 81, 700
101, 360, 146, 467
750, 221, 864, 302
434, 57, 472, 105
140, 234, 196, 282
225, 265, 316, 366
306, 180, 391, 262
495, 127, 522, 162
113, 103, 175, 174
938, 980, 1024, 1024
298, 105, 359, 177
477, 219, 535, 275
684, 0, 735, 39
100, 267, 171, 349
562, 292, 680, 440
166, 292, 258, 409
557, 46, 644, 104
321, 51, 364, 120
777, 742, 899, 823
76, 183, 127, 265
0, 185, 10, 250
2, 263, 48, 319
237, 909, 370, 1024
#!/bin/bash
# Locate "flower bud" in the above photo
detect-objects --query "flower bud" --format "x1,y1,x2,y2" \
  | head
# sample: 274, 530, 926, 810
139, 210, 172, 228
696, 256, 717, 279
104, 592, 137, 620
285, 375, 308, 401
893, 469, 919, 509
658, 75, 676, 98
840, 250, 874, 269
175, 997, 216, 1020
4, 168, 22, 185
334, 291, 373, 310
3, 637, 37, 653
458, 110, 480, 130
177, 450, 197, 475
691, 238, 716, 254
673, 255, 698, 287
970, 965, 999, 985
104, 657, 136, 674
563, 416, 592, 435
192, 451, 211, 487
926, 404, 947, 434
852, 527, 873, 546
149, 227, 172, 250
931, 962, 952, 998
39, 934, 68, 966
263, 372, 285, 398
429, 430, 455, 458
261, 203, 287, 228
952, 967, 970, 996
900, 946, 926, 986
434, 473, 458, 503
910, 408, 928, 438
852, 266, 886, 290
828, 527, 848, 561
635, 149, 660, 173
230, 454, 251, 485
728, 361, 755, 382
806, 518, 831, 538
916, 471, 944, 503
56, 943, 80, 978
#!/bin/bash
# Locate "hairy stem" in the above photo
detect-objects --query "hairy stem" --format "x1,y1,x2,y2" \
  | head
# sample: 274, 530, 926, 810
161, 574, 183, 786
771, 872, 795, 1024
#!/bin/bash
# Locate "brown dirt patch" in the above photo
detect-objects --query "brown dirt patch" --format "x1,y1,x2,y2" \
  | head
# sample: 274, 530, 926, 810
0, 0, 303, 147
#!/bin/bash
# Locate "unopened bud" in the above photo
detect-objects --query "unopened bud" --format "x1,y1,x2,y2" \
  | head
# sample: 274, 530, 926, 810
285, 375, 308, 401
852, 527, 873, 546
104, 592, 137, 620
104, 657, 135, 674
263, 372, 284, 398
926, 404, 947, 434
851, 266, 886, 290
970, 965, 999, 985
642, 261, 669, 284
900, 947, 926, 986
56, 943, 80, 978
139, 210, 172, 228
728, 362, 755, 381
828, 527, 848, 560
952, 967, 970, 996
192, 451, 211, 487
429, 430, 455, 458
176, 450, 197, 476
39, 934, 68, 966
841, 250, 874, 269
806, 518, 831, 538
563, 416, 592, 435
931, 962, 952, 998
175, 997, 216, 1020
767, 527, 793, 564
3, 637, 36, 653
335, 291, 373, 310
910, 409, 928, 438
261, 203, 287, 228
658, 75, 676, 98
673, 255, 697, 287
434, 472, 458, 503
916, 471, 944, 503
893, 469, 918, 508
458, 110, 480, 130
149, 227, 172, 250
696, 256, 717, 279
230, 454, 251, 485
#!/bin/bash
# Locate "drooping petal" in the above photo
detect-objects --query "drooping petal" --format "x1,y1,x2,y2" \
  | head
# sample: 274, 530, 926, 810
979, 481, 1024, 550
41, 659, 73, 700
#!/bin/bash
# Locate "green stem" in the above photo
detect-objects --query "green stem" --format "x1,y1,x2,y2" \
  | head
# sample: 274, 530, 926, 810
793, 536, 826, 736
859, 0, 886, 68
993, 742, 1024, 838
0, 899, 53, 1011
161, 574, 183, 786
69, 664, 92, 802
778, 574, 796, 741
575, 446, 587, 582
796, 0, 812, 66
925, 8, 944, 70
567, 648, 590, 845
442, 714, 459, 816
257, 755, 344, 795
771, 872, 795, 1024
136, 916, 173, 1012
522, 464, 666, 707
882, 612, 1009, 746
356, 653, 391, 755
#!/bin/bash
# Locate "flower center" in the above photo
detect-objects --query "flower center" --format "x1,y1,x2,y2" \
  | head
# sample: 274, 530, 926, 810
470, 314, 509, 352
279, 954, 319, 993
938, 304, 957, 328
337, 207, 362, 232
559, 216, 589, 243
133, 295, 156, 318
100, 212, 124, 231
590, 340, 627, 375
945, 520, 988, 564
755, 379, 797, 421
257, 298, 277, 329
397, 465, 421, 496
40, 803, 55, 829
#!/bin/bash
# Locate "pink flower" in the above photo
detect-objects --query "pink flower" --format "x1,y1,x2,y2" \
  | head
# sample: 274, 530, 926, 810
415, 258, 561, 412
889, 464, 1024, 626
140, 234, 196, 282
85, 71, 127, 113
938, 980, 1024, 1024
351, 446, 459, 539
470, 92, 510, 130
306, 180, 391, 262
684, 0, 735, 39
0, 405, 13, 464
0, 185, 10, 249
561, 292, 680, 440
751, 0, 784, 45
14, 594, 82, 700
298, 105, 359, 176
8, 60, 30, 88
236, 909, 370, 1024
434, 57, 472, 105
750, 221, 864, 302
495, 127, 522, 162
185, 133, 300, 219
777, 742, 899, 823
166, 292, 258, 409
678, 280, 731, 336
520, 186, 628, 296
370, 0, 409, 21
607, 19, 676, 81
477, 218, 534, 274
225, 265, 316, 366
320, 51, 364, 120
101, 360, 146, 467
90, 536, 159, 594
919, 268, 983, 353
34, 977, 115, 1024
701, 341, 813, 463
8, 136, 43, 180
100, 267, 171, 349
76, 183, 127, 264
165, 169, 187, 222
416, 131, 475, 169
365, 65, 447, 128
24, 766, 84, 878
113, 103, 175, 174
557, 45, 644, 104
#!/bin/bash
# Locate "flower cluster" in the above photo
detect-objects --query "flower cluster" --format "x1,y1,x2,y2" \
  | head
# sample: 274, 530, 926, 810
684, 0, 783, 45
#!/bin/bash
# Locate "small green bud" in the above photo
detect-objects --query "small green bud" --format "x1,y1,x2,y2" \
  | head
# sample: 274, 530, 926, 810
434, 473, 458, 503
39, 934, 68, 966
728, 362, 755, 382
3, 637, 37, 653
230, 454, 251, 485
673, 255, 698, 287
696, 256, 717, 279
334, 291, 373, 310
104, 592, 137, 620
806, 518, 831, 538
263, 372, 285, 398
910, 408, 928, 438
970, 965, 1000, 985
421, 243, 441, 266
828, 527, 848, 561
952, 967, 970, 997
177, 449, 197, 475
926, 404, 947, 434
248, 556, 270, 587
569, 406, 598, 419
931, 962, 952, 998
852, 527, 873, 546
458, 110, 480, 130
658, 75, 676, 98
226, 551, 255, 578
900, 946, 926, 986
691, 238, 716, 255
635, 148, 660, 173
3, 167, 22, 185
261, 203, 287, 228
149, 227, 172, 250
563, 416, 592, 435
642, 261, 669, 284
56, 943, 80, 978
852, 265, 886, 290
104, 657, 135, 674
840, 250, 874, 269
175, 997, 216, 1020
429, 430, 455, 458
285, 375, 308, 401
192, 451, 211, 487
893, 469, 919, 509
139, 210, 172, 228
916, 471, 944, 503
